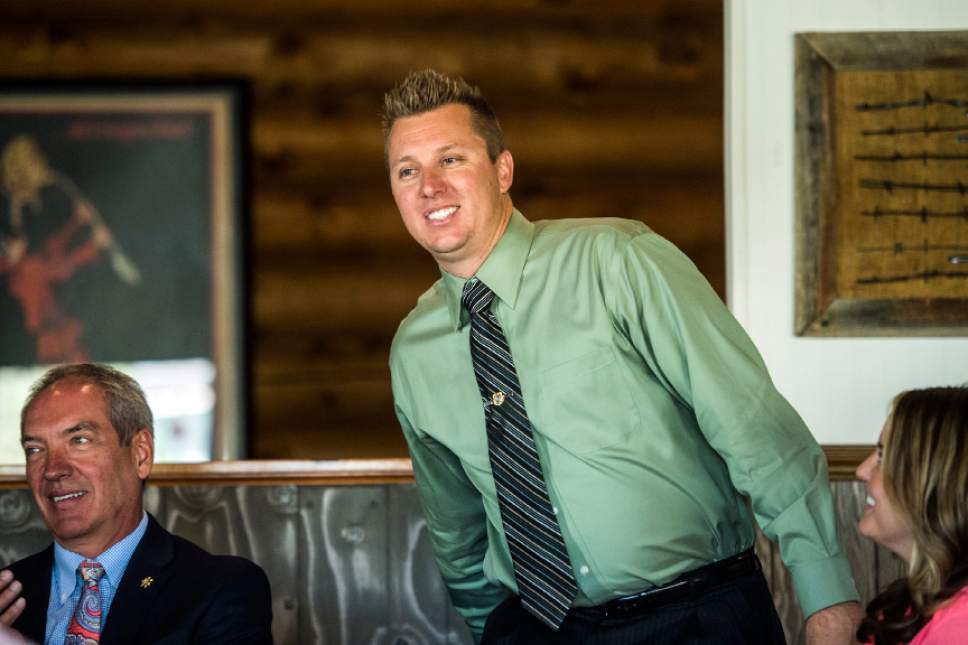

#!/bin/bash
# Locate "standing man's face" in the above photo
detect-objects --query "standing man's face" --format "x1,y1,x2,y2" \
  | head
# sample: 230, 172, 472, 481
21, 379, 153, 558
387, 103, 514, 278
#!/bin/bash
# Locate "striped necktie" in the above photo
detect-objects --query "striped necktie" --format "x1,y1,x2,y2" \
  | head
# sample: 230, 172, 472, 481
65, 560, 106, 644
462, 278, 578, 630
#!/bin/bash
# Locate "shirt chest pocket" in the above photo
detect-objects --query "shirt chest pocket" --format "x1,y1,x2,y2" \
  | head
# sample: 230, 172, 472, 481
531, 347, 639, 455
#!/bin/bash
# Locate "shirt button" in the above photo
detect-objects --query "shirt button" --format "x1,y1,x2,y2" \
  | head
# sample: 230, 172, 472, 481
579, 565, 590, 575
552, 506, 558, 515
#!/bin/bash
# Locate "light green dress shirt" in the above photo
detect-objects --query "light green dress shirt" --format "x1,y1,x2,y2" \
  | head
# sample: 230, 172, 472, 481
390, 210, 857, 639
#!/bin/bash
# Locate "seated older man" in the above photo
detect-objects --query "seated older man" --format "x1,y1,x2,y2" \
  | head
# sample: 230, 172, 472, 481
0, 363, 272, 644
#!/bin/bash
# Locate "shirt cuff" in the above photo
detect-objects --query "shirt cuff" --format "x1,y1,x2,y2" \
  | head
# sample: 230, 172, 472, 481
788, 553, 860, 618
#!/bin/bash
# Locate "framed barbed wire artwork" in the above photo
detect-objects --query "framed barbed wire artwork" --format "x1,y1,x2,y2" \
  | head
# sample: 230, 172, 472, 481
0, 81, 247, 461
795, 31, 968, 336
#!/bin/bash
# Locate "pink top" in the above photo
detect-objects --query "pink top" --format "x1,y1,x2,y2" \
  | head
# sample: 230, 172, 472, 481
909, 587, 968, 644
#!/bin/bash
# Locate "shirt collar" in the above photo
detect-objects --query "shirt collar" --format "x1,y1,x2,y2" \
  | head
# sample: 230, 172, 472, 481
52, 511, 149, 605
441, 208, 535, 330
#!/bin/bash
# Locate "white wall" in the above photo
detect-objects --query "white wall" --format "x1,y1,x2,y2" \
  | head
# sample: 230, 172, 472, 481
725, 0, 968, 444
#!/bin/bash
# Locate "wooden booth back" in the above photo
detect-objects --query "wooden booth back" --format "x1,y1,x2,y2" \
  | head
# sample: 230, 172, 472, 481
0, 473, 900, 645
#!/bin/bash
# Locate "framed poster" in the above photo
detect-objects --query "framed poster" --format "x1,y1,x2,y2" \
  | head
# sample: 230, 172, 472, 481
0, 81, 246, 461
795, 31, 968, 336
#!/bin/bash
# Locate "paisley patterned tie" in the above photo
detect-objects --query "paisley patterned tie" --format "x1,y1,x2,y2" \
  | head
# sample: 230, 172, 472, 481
65, 560, 105, 645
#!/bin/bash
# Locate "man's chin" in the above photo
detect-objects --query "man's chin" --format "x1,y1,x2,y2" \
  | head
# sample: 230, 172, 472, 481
44, 516, 92, 543
426, 237, 466, 257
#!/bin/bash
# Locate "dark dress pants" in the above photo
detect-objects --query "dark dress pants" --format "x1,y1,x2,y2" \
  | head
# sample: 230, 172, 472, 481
481, 569, 787, 645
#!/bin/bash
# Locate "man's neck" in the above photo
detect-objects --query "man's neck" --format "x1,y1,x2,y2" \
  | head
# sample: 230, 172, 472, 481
440, 198, 514, 278
55, 508, 146, 559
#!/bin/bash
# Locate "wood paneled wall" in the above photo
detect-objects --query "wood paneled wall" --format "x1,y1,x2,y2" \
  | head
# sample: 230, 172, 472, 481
0, 1, 724, 458
0, 479, 900, 645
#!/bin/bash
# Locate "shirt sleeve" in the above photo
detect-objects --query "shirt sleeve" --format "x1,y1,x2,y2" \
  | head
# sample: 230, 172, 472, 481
606, 231, 858, 618
392, 394, 509, 642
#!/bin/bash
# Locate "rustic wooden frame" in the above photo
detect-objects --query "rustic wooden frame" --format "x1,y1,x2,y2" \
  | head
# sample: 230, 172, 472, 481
794, 31, 968, 336
0, 81, 247, 459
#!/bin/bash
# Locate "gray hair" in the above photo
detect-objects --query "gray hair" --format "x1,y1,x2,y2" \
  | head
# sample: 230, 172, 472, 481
21, 363, 154, 445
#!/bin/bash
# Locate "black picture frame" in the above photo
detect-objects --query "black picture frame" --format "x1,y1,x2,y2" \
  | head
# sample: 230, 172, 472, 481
0, 80, 247, 461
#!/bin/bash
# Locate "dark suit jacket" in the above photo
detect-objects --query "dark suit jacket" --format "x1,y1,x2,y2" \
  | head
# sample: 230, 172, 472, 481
8, 514, 273, 644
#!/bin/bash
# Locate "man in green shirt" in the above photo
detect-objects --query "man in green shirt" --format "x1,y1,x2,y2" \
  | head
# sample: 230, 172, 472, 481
384, 69, 862, 644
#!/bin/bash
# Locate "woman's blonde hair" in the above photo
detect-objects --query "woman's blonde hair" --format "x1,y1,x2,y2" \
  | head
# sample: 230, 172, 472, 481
886, 387, 968, 605
858, 386, 968, 644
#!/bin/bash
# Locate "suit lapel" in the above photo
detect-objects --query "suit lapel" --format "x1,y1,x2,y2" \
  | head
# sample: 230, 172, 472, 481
101, 515, 174, 645
12, 546, 53, 643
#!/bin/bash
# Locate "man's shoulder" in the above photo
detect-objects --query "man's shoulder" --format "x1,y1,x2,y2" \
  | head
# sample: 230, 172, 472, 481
531, 216, 654, 258
167, 532, 268, 584
136, 517, 268, 594
534, 216, 652, 242
128, 521, 271, 642
166, 529, 218, 566
145, 524, 271, 624
533, 216, 695, 277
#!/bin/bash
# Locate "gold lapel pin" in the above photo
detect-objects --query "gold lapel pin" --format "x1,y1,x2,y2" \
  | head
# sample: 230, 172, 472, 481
140, 576, 154, 589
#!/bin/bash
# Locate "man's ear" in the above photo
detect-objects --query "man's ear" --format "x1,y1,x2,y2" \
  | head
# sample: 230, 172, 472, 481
131, 428, 154, 480
496, 150, 514, 193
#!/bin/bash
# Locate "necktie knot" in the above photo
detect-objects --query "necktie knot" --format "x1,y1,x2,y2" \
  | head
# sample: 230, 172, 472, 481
78, 561, 105, 585
461, 279, 495, 316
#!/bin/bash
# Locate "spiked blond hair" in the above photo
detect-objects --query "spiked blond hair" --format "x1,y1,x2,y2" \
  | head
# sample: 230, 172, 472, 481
381, 69, 506, 167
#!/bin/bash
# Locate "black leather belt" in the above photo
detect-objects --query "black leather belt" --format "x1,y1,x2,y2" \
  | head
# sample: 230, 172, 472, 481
570, 548, 760, 621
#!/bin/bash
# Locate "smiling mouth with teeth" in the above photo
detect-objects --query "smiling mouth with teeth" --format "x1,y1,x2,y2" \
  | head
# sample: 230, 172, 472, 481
426, 206, 458, 221
52, 492, 85, 503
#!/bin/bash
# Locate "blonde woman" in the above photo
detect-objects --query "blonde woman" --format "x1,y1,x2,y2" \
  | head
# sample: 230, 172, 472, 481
856, 387, 968, 644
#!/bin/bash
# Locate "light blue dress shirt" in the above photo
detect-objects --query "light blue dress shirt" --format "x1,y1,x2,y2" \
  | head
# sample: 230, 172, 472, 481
45, 513, 149, 645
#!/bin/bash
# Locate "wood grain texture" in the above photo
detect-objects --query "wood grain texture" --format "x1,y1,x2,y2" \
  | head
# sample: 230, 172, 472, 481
0, 478, 891, 645
0, 447, 875, 488
0, 0, 723, 459
824, 445, 875, 480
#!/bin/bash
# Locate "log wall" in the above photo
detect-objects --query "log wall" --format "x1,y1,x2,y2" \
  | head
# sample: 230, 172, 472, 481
0, 0, 724, 458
